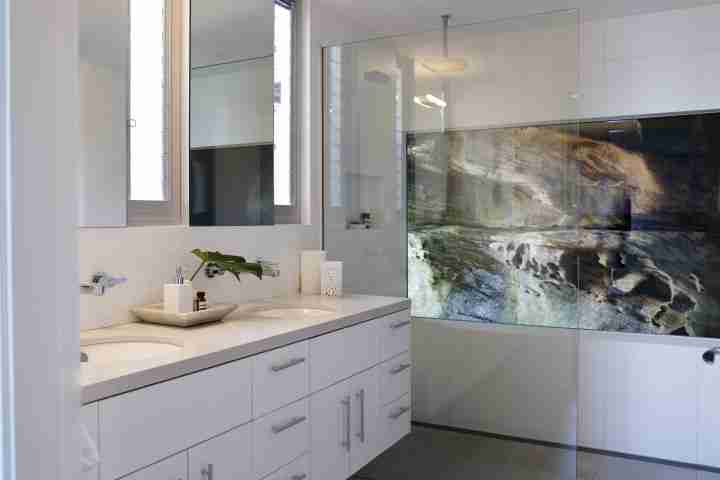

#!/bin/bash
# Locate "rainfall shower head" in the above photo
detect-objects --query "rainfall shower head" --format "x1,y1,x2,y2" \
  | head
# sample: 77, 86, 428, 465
419, 14, 467, 74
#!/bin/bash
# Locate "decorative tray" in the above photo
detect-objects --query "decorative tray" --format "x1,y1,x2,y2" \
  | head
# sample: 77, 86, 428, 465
130, 303, 238, 327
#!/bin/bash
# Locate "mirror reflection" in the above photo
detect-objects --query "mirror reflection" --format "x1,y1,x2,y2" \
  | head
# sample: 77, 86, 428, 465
190, 0, 296, 226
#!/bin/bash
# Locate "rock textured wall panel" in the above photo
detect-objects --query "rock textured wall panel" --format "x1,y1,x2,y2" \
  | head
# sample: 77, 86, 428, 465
408, 113, 720, 338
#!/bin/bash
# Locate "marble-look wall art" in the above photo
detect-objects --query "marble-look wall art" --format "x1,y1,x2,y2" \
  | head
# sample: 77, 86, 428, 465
408, 112, 720, 338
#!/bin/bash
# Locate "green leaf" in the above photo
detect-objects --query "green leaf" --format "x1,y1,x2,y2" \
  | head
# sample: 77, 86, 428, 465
191, 249, 262, 282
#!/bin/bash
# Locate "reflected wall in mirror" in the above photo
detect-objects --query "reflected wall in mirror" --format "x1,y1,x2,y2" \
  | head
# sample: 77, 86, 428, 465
190, 0, 298, 226
78, 0, 129, 226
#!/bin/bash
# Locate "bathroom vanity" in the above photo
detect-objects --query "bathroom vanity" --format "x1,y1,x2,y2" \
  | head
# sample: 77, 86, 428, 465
80, 295, 411, 480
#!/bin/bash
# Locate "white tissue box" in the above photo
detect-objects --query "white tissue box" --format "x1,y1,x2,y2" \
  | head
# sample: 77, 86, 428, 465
301, 250, 326, 295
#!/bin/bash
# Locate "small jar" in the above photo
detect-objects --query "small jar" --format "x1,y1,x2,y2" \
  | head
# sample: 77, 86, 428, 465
194, 291, 208, 311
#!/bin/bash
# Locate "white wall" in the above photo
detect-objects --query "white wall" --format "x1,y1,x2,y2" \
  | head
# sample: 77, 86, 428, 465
77, 0, 129, 227
78, 60, 128, 226
412, 320, 578, 445
413, 320, 720, 466
4, 0, 81, 478
579, 3, 720, 119
190, 58, 274, 148
78, 225, 318, 331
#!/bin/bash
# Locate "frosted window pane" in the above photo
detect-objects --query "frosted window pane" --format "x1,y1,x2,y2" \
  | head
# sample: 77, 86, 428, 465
274, 4, 292, 206
129, 0, 165, 201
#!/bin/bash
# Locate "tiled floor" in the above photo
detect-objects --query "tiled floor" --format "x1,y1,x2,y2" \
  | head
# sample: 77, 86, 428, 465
353, 426, 720, 480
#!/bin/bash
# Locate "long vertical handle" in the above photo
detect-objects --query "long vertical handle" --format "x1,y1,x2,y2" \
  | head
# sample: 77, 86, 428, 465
356, 388, 366, 443
341, 395, 351, 451
201, 464, 213, 480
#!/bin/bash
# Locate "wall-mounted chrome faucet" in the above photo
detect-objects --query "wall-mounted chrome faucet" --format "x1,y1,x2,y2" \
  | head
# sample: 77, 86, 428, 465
80, 272, 127, 296
257, 258, 281, 278
204, 258, 280, 279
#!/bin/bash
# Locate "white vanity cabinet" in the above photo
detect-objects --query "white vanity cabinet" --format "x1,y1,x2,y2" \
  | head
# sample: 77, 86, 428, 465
90, 308, 411, 480
80, 403, 100, 480
122, 452, 187, 480
188, 424, 252, 480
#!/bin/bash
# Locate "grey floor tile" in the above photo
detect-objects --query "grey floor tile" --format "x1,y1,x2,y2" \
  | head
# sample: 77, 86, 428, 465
357, 426, 714, 480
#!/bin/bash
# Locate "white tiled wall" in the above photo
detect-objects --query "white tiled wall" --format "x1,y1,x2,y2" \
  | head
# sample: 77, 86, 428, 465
579, 3, 720, 119
78, 225, 319, 330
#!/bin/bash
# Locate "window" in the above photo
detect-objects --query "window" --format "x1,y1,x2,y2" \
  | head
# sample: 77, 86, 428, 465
274, 1, 296, 215
129, 0, 165, 201
128, 0, 182, 224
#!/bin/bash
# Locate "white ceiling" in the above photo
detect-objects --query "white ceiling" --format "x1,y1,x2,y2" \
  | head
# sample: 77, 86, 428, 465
312, 0, 720, 45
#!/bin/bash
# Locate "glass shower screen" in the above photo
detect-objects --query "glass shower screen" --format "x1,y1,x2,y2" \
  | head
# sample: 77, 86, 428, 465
323, 9, 582, 478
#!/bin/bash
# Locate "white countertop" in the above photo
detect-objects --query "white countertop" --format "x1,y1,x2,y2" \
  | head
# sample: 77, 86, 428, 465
80, 294, 410, 404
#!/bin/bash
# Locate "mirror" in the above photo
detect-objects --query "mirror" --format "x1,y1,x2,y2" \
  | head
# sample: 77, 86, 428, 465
79, 0, 177, 227
78, 0, 129, 226
77, 0, 296, 227
189, 0, 296, 226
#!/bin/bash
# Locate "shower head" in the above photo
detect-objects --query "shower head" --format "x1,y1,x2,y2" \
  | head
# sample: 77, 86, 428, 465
418, 14, 467, 74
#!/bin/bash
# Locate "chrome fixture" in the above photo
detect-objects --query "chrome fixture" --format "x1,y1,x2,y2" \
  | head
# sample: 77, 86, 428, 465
257, 258, 281, 278
80, 351, 89, 363
703, 347, 720, 364
80, 272, 127, 296
203, 258, 280, 279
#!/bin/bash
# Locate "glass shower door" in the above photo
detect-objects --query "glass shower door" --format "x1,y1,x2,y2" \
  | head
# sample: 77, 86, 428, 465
323, 10, 583, 479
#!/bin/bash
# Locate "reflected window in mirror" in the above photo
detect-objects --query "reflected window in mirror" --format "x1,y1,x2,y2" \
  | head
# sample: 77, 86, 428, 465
127, 0, 183, 225
274, 1, 293, 207
129, 0, 166, 201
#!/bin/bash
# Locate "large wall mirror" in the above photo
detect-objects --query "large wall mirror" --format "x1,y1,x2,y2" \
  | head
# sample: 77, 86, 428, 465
77, 0, 297, 227
190, 0, 298, 226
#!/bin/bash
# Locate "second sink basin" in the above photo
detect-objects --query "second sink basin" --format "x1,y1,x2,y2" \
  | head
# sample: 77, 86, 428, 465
81, 337, 182, 365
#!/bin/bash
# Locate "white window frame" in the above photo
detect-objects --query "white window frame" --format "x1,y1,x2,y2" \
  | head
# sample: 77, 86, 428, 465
127, 0, 185, 225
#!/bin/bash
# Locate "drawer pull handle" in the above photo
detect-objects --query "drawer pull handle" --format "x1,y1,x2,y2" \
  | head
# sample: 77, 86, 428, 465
201, 464, 213, 480
390, 320, 411, 330
272, 416, 307, 434
356, 388, 366, 443
291, 474, 307, 480
271, 357, 306, 372
390, 363, 411, 375
389, 406, 410, 420
341, 396, 351, 451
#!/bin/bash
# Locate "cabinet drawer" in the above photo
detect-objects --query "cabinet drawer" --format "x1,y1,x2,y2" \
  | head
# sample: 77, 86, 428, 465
253, 341, 309, 418
379, 353, 411, 406
189, 424, 252, 480
378, 310, 411, 361
99, 359, 251, 480
253, 398, 310, 479
122, 451, 187, 480
379, 394, 411, 453
263, 454, 310, 480
310, 320, 379, 392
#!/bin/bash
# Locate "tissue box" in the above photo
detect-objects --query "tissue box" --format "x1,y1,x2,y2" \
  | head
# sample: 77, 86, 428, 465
301, 250, 326, 295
